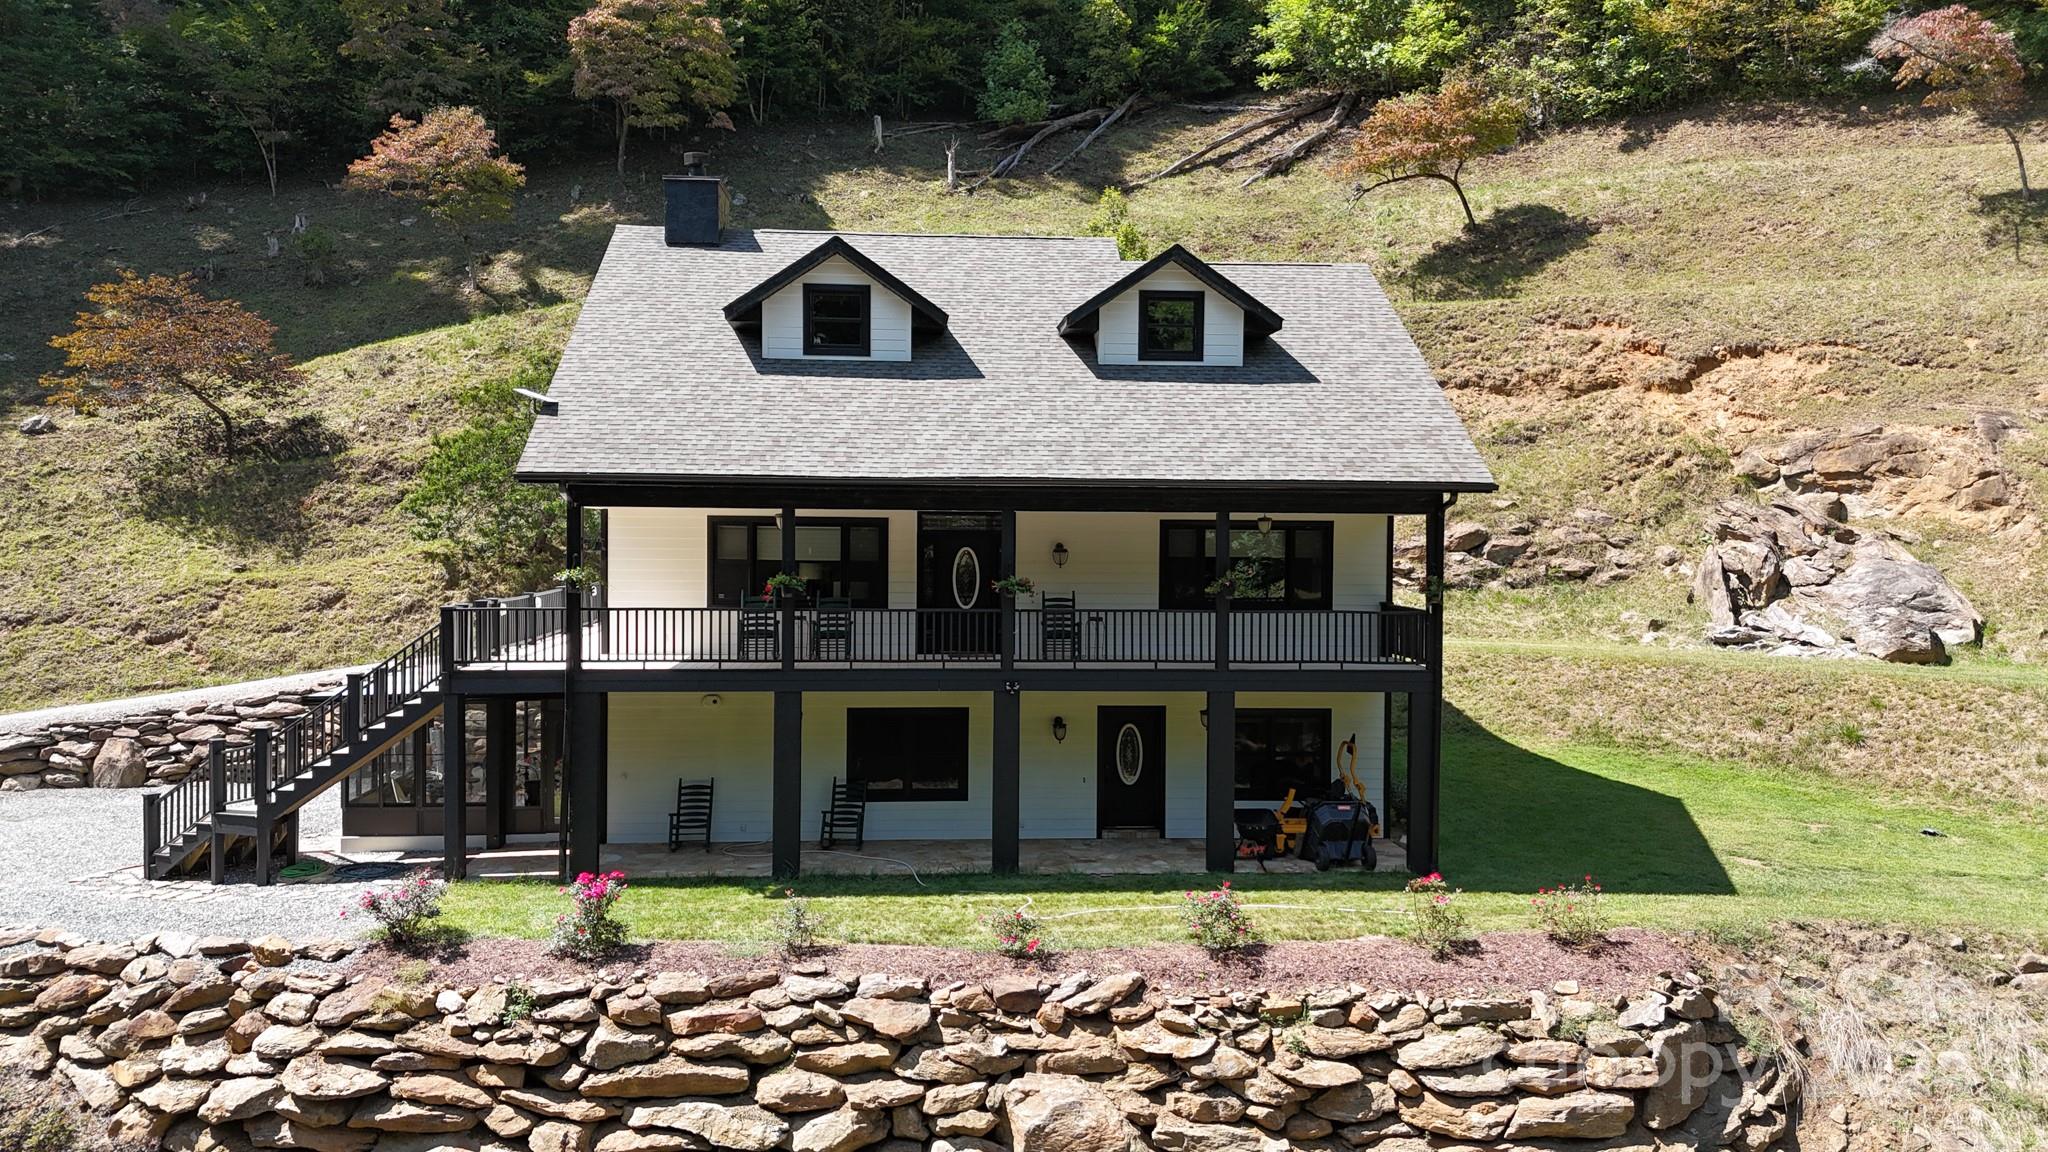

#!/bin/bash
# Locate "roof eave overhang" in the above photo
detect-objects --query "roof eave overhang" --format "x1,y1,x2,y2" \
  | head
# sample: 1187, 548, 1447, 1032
1057, 244, 1285, 340
721, 235, 949, 336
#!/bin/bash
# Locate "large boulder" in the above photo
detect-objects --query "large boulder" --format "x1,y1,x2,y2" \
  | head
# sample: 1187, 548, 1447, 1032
1694, 497, 1979, 661
91, 737, 150, 788
1004, 1072, 1142, 1152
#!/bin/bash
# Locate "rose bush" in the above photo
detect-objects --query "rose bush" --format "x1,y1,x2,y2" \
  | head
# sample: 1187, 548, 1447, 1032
550, 870, 629, 960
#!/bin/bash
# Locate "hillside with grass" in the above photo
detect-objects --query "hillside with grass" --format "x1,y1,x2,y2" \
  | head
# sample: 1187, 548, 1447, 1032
5, 96, 2047, 801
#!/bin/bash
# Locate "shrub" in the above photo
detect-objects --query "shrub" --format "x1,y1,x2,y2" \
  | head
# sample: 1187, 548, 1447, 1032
344, 868, 446, 949
0, 1103, 77, 1152
980, 902, 1050, 959
550, 870, 630, 961
1181, 881, 1258, 953
772, 888, 823, 956
499, 981, 537, 1024
1082, 187, 1149, 260
1406, 871, 1468, 959
978, 21, 1053, 124
1532, 874, 1609, 947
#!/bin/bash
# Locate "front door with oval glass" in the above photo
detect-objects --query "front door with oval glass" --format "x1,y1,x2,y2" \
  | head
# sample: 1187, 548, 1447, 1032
917, 513, 1002, 655
1096, 706, 1166, 835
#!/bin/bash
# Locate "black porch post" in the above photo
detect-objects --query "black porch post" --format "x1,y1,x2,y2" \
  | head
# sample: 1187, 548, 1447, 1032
441, 693, 468, 879
780, 506, 797, 671
1213, 510, 1231, 670
1205, 691, 1236, 871
1407, 500, 1449, 875
994, 509, 1019, 874
567, 691, 605, 875
772, 691, 802, 880
485, 698, 513, 850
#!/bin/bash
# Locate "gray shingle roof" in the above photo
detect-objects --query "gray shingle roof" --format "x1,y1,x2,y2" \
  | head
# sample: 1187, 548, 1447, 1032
516, 227, 1494, 491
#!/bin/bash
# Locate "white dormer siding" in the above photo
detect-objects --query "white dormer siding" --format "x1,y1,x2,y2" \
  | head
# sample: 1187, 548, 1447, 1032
1094, 266, 1246, 367
759, 255, 914, 361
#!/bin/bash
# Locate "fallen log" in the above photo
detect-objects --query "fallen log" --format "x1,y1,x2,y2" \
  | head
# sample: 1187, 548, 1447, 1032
963, 106, 1112, 191
1238, 91, 1362, 188
1129, 94, 1339, 187
1044, 94, 1142, 177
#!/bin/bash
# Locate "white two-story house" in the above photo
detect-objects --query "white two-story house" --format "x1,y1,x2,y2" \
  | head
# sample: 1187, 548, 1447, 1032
140, 155, 1493, 886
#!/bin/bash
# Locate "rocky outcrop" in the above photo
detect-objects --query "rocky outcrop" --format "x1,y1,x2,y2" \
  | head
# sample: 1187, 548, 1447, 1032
1693, 497, 1980, 662
1397, 506, 1670, 593
0, 929, 1797, 1152
1736, 422, 2033, 535
0, 680, 341, 792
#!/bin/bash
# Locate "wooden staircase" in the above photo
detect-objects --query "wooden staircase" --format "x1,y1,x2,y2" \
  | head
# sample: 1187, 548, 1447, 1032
143, 623, 447, 884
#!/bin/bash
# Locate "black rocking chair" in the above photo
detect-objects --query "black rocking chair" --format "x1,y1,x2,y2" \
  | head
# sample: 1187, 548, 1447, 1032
738, 594, 779, 661
668, 777, 714, 852
1040, 593, 1078, 660
812, 596, 853, 660
819, 777, 866, 851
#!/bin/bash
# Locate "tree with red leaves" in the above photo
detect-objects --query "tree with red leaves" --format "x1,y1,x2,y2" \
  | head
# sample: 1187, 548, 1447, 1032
1341, 79, 1524, 229
42, 272, 304, 459
346, 106, 525, 293
568, 0, 738, 178
1870, 5, 2030, 199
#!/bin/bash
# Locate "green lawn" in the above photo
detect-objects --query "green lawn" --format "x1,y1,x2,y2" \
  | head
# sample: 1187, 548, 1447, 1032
438, 711, 2048, 950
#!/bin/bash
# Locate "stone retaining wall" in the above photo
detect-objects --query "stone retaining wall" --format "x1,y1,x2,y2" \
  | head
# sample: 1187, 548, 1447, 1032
0, 680, 341, 792
0, 930, 1796, 1152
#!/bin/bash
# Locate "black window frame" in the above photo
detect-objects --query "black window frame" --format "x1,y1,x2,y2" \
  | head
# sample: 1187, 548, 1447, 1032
801, 283, 872, 357
1234, 708, 1332, 802
846, 707, 970, 802
1137, 289, 1205, 362
1158, 520, 1335, 610
708, 516, 890, 608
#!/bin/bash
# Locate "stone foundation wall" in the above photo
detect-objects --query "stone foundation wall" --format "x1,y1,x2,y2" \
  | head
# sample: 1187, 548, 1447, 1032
0, 930, 1797, 1152
0, 680, 341, 792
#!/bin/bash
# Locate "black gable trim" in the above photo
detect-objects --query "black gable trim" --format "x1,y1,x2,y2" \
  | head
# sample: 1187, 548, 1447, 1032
722, 236, 949, 336
1057, 244, 1284, 339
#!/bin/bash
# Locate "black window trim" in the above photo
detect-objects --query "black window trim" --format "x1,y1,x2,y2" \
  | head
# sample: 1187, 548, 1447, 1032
801, 282, 872, 357
1235, 707, 1333, 802
846, 706, 971, 803
1137, 289, 1205, 362
707, 515, 891, 608
1156, 519, 1335, 610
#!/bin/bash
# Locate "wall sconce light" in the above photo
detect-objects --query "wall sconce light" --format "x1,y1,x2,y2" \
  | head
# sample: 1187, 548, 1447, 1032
1052, 541, 1069, 568
1256, 514, 1274, 535
1051, 716, 1068, 743
1199, 709, 1209, 729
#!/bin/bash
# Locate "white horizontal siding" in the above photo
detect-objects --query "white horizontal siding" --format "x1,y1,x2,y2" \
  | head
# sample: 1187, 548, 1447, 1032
1094, 266, 1245, 367
607, 509, 1390, 611
604, 690, 1386, 843
760, 255, 913, 362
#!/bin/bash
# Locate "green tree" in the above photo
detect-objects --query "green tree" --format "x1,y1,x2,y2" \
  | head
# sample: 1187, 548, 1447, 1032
978, 20, 1054, 123
340, 0, 481, 120
400, 360, 566, 592
172, 0, 345, 196
569, 0, 739, 176
1256, 0, 1476, 91
0, 1, 170, 196
718, 0, 827, 123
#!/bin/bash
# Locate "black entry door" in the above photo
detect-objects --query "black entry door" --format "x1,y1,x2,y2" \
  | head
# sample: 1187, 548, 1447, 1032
1097, 706, 1166, 834
918, 514, 1002, 655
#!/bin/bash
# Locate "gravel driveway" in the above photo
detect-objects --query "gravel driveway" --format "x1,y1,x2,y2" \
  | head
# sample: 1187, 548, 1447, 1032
0, 786, 373, 941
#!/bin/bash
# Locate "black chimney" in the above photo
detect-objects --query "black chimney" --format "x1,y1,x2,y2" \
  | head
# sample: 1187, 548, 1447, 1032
663, 152, 727, 246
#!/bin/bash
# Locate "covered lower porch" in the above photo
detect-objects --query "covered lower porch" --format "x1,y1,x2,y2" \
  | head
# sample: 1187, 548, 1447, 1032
415, 835, 1408, 880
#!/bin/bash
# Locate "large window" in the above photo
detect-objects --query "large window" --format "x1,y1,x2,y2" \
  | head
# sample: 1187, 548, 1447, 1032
1235, 709, 1331, 801
847, 708, 969, 801
1138, 290, 1204, 361
802, 283, 870, 356
1159, 520, 1333, 609
710, 518, 888, 607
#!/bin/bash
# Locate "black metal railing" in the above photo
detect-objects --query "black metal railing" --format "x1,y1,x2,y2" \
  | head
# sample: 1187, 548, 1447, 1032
447, 603, 1429, 670
364, 626, 442, 722
219, 742, 256, 809
144, 769, 209, 866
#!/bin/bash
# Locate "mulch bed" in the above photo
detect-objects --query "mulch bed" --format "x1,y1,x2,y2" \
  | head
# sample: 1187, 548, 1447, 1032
354, 929, 1691, 997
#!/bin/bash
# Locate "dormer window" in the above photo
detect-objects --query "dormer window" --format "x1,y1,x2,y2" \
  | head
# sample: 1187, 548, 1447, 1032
1139, 290, 1204, 361
803, 284, 870, 356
